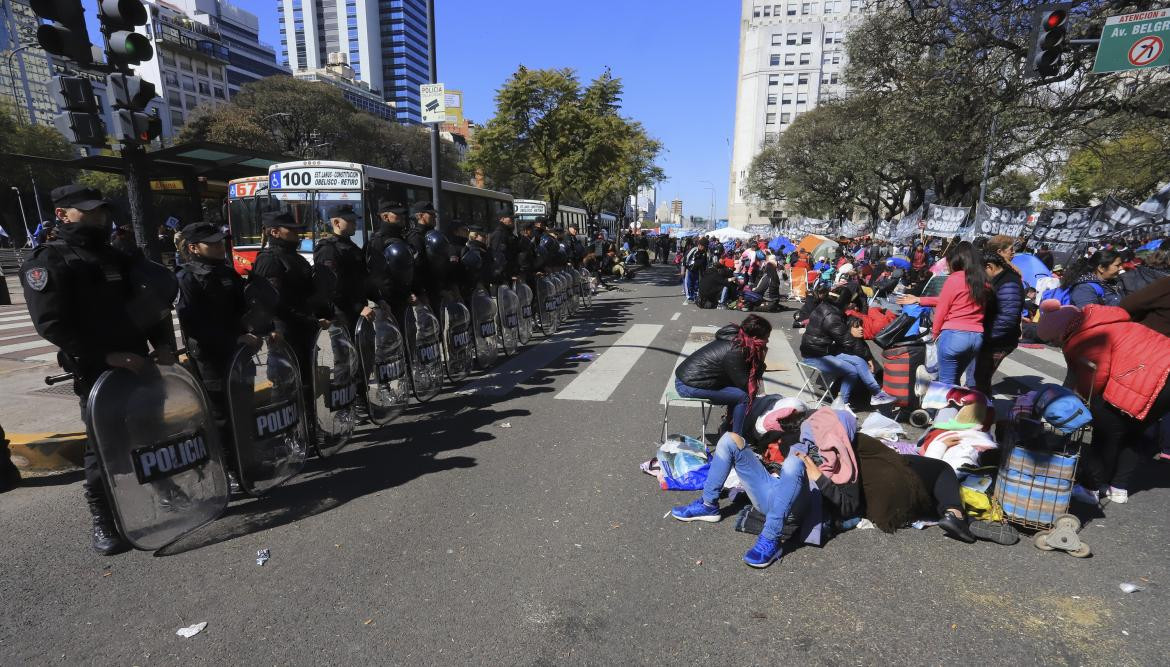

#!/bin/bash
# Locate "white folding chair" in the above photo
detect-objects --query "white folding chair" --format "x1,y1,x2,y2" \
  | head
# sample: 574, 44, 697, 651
662, 387, 715, 444
796, 360, 835, 407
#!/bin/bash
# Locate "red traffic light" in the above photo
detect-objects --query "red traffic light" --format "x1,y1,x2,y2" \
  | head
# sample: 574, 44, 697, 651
1045, 10, 1067, 29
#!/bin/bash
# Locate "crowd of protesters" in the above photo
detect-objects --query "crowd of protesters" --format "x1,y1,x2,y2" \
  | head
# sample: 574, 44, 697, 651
659, 227, 1170, 567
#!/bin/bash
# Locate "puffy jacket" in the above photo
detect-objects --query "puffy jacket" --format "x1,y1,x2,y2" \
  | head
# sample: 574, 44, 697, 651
1118, 265, 1168, 296
986, 269, 1023, 346
1063, 305, 1170, 420
800, 301, 849, 358
750, 264, 782, 303
1069, 276, 1121, 308
675, 324, 753, 391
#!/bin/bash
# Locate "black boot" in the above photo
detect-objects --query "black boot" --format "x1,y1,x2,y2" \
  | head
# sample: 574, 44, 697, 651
90, 509, 129, 555
938, 512, 976, 544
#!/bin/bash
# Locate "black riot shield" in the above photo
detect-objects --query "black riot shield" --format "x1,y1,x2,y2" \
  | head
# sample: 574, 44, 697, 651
536, 275, 559, 335
441, 298, 474, 382
355, 310, 410, 424
87, 363, 229, 551
311, 324, 360, 457
226, 337, 309, 495
496, 285, 521, 356
515, 282, 535, 345
469, 289, 499, 369
403, 304, 443, 402
557, 271, 574, 318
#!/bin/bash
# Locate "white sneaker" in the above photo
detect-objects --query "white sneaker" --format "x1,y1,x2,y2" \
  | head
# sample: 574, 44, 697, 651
830, 397, 850, 411
870, 390, 897, 406
1107, 486, 1129, 504
1071, 484, 1101, 505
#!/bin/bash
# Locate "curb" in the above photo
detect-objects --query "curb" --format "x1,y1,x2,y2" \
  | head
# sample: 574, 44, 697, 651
7, 432, 86, 471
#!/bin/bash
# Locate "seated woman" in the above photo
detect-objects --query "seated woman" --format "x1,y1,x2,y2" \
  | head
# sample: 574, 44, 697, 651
672, 406, 1008, 568
741, 255, 782, 312
697, 263, 737, 309
674, 314, 770, 436
800, 286, 896, 409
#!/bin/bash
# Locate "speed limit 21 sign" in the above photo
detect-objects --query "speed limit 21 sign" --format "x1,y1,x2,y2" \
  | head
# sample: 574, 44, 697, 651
1094, 9, 1170, 73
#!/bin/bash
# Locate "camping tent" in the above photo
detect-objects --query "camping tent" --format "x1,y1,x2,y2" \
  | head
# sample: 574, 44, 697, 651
768, 236, 795, 255
709, 227, 752, 242
1011, 253, 1052, 289
798, 234, 838, 261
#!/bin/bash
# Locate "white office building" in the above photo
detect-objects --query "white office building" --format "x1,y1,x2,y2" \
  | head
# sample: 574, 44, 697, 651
727, 0, 869, 228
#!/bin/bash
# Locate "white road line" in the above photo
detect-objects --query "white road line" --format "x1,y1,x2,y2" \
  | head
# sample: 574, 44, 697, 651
0, 321, 34, 331
0, 339, 54, 355
659, 326, 718, 404
762, 330, 805, 398
555, 323, 663, 402
455, 323, 598, 398
25, 351, 60, 362
670, 312, 680, 321
0, 314, 30, 323
1014, 344, 1066, 367
995, 356, 1060, 394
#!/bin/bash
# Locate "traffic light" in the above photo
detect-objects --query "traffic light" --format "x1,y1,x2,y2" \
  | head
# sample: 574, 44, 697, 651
30, 0, 93, 64
98, 0, 153, 70
108, 73, 160, 145
1026, 3, 1072, 79
49, 76, 106, 147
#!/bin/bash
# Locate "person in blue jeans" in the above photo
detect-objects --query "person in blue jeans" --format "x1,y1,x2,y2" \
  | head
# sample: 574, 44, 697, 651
674, 314, 770, 435
799, 286, 895, 408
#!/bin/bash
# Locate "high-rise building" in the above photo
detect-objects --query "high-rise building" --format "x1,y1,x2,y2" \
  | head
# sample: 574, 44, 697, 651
205, 0, 289, 98
626, 185, 655, 223
294, 55, 396, 121
670, 199, 683, 224
1, 0, 57, 127
278, 0, 429, 124
727, 0, 869, 228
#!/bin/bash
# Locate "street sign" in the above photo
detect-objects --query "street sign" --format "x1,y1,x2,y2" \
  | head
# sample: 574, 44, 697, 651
269, 167, 362, 191
420, 83, 446, 123
1093, 9, 1170, 73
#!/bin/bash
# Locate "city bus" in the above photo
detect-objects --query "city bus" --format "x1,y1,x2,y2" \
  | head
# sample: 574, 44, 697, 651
226, 161, 513, 275
513, 199, 620, 239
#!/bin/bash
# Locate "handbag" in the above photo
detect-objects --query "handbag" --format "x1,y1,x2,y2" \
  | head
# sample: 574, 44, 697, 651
874, 313, 916, 349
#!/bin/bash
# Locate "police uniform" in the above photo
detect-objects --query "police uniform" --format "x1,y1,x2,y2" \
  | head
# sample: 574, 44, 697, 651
175, 222, 252, 476
313, 204, 372, 335
488, 219, 519, 288
21, 185, 177, 554
405, 200, 437, 307
366, 200, 412, 325
250, 212, 322, 411
455, 223, 494, 303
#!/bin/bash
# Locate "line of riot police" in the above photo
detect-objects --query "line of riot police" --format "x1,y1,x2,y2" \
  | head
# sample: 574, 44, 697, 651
23, 184, 595, 555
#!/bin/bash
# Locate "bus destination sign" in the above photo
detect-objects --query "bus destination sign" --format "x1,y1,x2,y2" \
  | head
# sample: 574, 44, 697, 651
270, 167, 363, 191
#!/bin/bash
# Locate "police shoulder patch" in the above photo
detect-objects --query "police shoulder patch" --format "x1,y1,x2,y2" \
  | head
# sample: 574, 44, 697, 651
24, 266, 48, 291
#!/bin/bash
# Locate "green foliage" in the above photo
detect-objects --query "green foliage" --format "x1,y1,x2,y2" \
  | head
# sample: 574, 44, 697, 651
78, 170, 128, 198
747, 0, 1170, 219
178, 75, 465, 180
1043, 127, 1170, 207
468, 66, 664, 223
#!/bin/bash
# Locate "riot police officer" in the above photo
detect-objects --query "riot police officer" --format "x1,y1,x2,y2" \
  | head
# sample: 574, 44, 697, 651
175, 222, 258, 489
456, 223, 494, 303
406, 200, 439, 307
314, 204, 374, 335
251, 211, 327, 410
366, 199, 413, 322
21, 185, 177, 554
488, 214, 519, 289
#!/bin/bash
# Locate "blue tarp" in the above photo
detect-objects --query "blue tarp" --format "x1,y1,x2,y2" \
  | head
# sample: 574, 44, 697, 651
768, 236, 795, 254
1011, 253, 1052, 289
1138, 239, 1164, 251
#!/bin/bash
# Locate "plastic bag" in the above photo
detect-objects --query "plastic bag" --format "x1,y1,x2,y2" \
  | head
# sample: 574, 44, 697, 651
658, 434, 708, 477
662, 461, 710, 490
860, 412, 905, 443
925, 341, 938, 374
960, 487, 1003, 521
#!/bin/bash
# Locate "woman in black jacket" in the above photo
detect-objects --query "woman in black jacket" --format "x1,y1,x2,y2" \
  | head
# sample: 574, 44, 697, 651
799, 286, 895, 409
973, 252, 1023, 395
674, 314, 771, 435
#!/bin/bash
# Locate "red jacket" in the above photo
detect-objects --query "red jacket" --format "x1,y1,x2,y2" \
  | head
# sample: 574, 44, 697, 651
919, 271, 985, 338
1063, 305, 1170, 420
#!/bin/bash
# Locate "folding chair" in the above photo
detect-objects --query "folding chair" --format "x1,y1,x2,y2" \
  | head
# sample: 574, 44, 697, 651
662, 387, 715, 444
796, 360, 835, 407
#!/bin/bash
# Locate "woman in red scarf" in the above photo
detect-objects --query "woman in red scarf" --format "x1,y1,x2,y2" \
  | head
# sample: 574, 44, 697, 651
674, 314, 770, 435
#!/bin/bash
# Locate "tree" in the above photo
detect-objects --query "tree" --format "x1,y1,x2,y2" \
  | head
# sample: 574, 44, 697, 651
1043, 127, 1170, 207
0, 105, 75, 241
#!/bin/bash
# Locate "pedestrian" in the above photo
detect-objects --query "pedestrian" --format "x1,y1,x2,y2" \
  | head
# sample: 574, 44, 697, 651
1118, 250, 1169, 296
1060, 248, 1123, 307
973, 251, 1023, 396
673, 314, 771, 435
800, 285, 896, 409
1039, 300, 1170, 504
21, 185, 178, 554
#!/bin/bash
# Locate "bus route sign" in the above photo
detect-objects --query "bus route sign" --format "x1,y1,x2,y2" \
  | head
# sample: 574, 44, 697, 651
269, 167, 362, 191
1093, 9, 1170, 74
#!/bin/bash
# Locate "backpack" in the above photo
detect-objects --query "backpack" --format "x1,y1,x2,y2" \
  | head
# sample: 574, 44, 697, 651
1033, 385, 1092, 434
1041, 281, 1103, 306
684, 247, 699, 269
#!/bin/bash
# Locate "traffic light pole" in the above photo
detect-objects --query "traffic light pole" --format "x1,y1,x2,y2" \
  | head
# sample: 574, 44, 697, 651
426, 0, 442, 233
123, 145, 161, 262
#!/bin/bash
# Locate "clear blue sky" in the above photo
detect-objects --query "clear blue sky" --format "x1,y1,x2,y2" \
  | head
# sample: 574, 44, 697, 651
83, 0, 741, 218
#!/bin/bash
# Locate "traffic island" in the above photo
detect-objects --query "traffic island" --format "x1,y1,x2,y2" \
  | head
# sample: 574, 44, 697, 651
6, 432, 86, 471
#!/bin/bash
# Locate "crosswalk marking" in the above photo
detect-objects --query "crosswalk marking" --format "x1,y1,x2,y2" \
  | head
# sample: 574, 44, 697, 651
455, 322, 598, 398
994, 355, 1060, 394
658, 326, 718, 404
762, 329, 804, 397
554, 323, 663, 402
1016, 344, 1066, 367
670, 312, 680, 321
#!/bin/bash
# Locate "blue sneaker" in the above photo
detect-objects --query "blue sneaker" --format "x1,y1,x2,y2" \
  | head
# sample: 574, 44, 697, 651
671, 498, 720, 523
743, 535, 782, 568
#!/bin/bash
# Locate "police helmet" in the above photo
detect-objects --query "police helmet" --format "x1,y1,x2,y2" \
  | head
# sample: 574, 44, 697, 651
383, 240, 415, 285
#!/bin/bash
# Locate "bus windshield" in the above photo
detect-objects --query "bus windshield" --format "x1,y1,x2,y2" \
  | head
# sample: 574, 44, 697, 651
228, 197, 263, 247
267, 191, 367, 251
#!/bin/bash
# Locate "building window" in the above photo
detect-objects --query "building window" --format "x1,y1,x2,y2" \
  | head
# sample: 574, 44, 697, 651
171, 109, 184, 127
784, 53, 795, 65
181, 75, 195, 92
850, 0, 861, 10
781, 96, 792, 105
783, 73, 795, 84
765, 131, 778, 143
767, 74, 779, 86
781, 113, 791, 123
801, 2, 813, 14
753, 5, 761, 17
786, 33, 797, 45
179, 57, 192, 71
185, 94, 197, 109
767, 94, 777, 105
160, 52, 175, 67
166, 90, 181, 107
196, 62, 208, 76
164, 71, 180, 87
787, 2, 797, 15
833, 53, 842, 64
765, 113, 777, 125
798, 73, 809, 84
211, 68, 223, 81
799, 53, 810, 65
825, 0, 836, 13
797, 93, 808, 104
771, 34, 784, 45
801, 32, 812, 44
769, 54, 781, 66
762, 5, 770, 16
213, 86, 224, 99
198, 81, 211, 95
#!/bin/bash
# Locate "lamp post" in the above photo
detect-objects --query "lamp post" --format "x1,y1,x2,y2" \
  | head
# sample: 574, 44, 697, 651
699, 179, 716, 228
11, 186, 32, 241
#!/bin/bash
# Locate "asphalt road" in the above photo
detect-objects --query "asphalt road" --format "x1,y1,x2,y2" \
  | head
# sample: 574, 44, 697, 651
3, 264, 1168, 665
